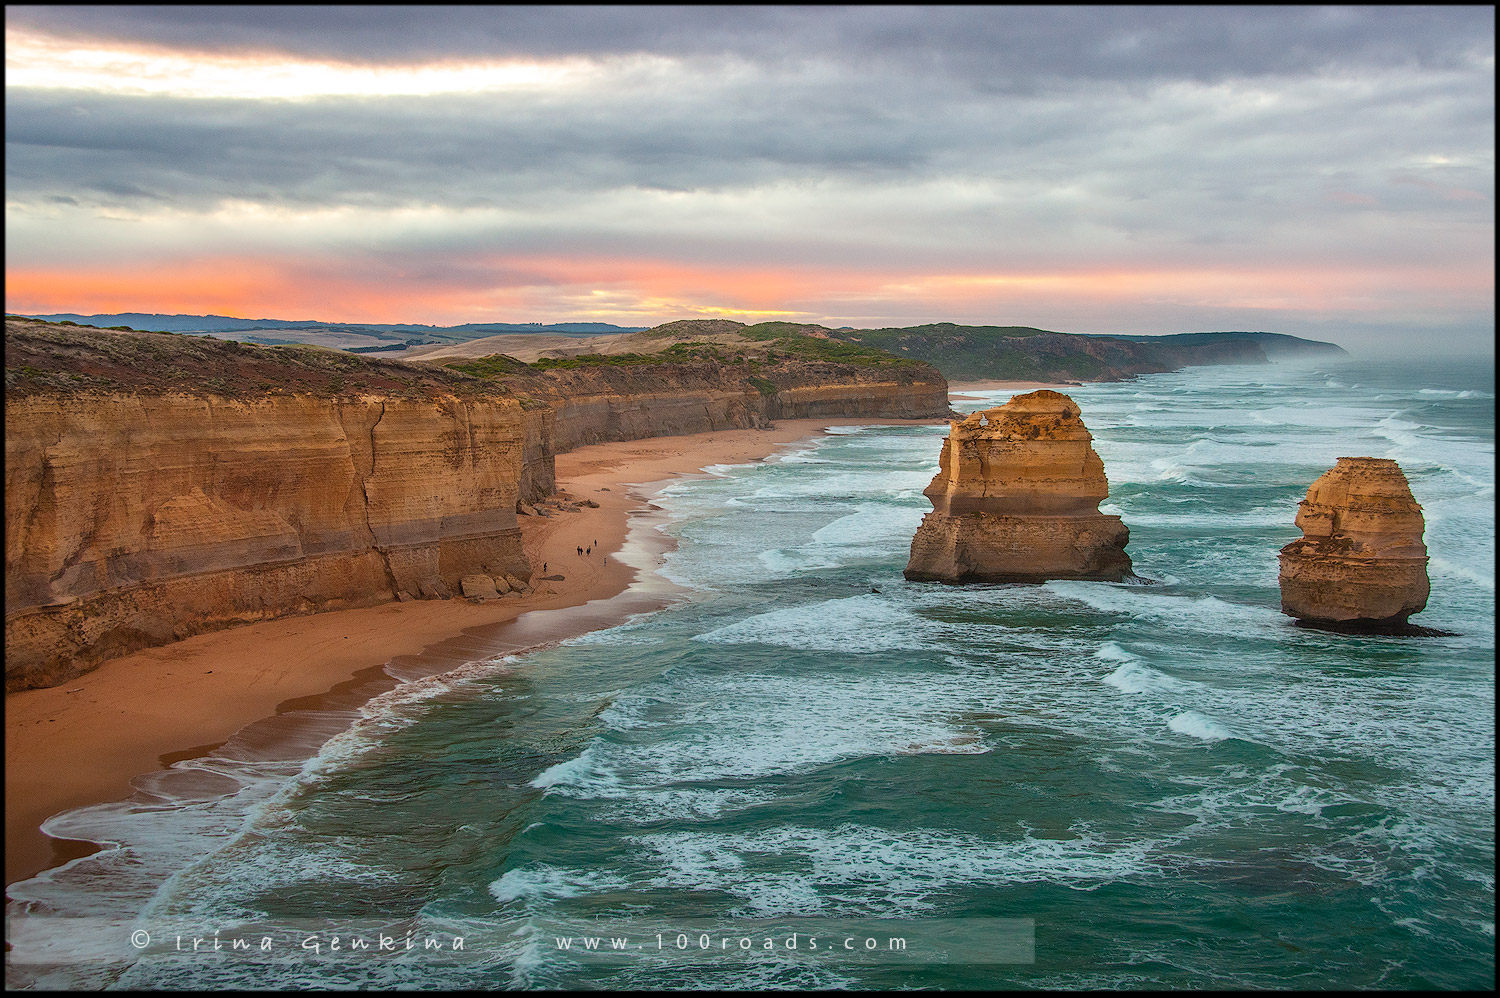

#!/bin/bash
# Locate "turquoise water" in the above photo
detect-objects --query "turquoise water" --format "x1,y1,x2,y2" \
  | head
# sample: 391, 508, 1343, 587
8, 358, 1494, 989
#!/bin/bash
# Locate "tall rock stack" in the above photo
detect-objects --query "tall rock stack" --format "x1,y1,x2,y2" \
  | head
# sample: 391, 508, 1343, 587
904, 390, 1133, 583
1278, 457, 1432, 633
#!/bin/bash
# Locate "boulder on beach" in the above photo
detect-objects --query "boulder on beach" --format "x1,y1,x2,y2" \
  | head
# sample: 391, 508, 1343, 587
460, 575, 500, 599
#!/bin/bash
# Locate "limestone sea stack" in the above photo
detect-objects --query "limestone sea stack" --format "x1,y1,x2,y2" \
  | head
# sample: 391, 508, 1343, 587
904, 390, 1133, 583
1278, 457, 1432, 633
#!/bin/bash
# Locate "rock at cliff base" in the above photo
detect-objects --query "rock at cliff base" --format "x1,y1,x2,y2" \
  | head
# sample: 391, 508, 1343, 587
904, 390, 1133, 583
1279, 457, 1434, 633
491, 575, 512, 595
460, 575, 499, 599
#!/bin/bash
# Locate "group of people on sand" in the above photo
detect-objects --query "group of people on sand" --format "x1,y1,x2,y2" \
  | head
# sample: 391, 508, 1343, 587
541, 537, 606, 577
541, 537, 603, 575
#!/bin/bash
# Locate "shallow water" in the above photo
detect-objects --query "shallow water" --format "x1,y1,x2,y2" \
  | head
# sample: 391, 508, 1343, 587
7, 357, 1494, 989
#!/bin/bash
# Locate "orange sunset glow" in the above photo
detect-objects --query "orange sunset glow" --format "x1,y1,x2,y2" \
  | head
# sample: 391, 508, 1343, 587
4, 7, 1493, 350
7, 254, 1490, 333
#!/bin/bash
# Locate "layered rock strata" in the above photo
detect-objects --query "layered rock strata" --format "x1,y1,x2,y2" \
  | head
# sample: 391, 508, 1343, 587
511, 361, 950, 455
5, 392, 533, 691
904, 390, 1132, 583
510, 361, 949, 503
1278, 457, 1432, 633
5, 321, 950, 690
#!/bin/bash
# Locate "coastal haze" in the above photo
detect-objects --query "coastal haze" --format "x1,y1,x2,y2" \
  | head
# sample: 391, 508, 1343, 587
4, 6, 1495, 992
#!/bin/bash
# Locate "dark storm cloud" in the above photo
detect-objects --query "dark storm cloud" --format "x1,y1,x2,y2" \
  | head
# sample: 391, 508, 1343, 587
7, 5, 1490, 233
3, 83, 935, 210
7, 5, 1493, 86
7, 53, 1490, 275
5, 5, 1491, 350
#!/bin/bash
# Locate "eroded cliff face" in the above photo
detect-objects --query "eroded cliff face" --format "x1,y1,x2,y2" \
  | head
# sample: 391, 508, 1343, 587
517, 361, 949, 453
1278, 457, 1431, 631
5, 322, 950, 690
904, 390, 1132, 583
5, 391, 531, 691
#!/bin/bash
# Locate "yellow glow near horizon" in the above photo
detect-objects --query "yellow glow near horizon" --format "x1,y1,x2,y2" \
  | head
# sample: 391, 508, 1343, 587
8, 246, 1487, 329
4, 28, 595, 98
633, 300, 813, 321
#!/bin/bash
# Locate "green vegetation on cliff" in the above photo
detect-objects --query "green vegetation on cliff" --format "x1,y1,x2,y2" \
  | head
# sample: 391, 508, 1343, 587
821, 322, 1346, 381
608, 318, 1345, 383
434, 322, 949, 415
447, 330, 925, 374
447, 349, 735, 376
4, 318, 517, 401
5, 318, 946, 413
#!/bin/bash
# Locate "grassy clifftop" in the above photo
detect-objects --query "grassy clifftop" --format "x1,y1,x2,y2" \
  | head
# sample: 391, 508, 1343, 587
444, 327, 932, 379
522, 318, 1347, 383
823, 322, 1349, 381
5, 317, 943, 409
4, 317, 514, 400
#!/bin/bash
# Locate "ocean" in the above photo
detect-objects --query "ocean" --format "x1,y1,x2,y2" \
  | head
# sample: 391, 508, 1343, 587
7, 356, 1494, 990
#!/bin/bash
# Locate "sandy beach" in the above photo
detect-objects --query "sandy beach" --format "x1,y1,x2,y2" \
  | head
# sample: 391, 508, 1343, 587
4, 416, 941, 889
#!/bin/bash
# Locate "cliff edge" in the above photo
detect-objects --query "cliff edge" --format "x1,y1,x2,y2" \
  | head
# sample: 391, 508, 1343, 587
5, 318, 948, 690
5, 321, 536, 691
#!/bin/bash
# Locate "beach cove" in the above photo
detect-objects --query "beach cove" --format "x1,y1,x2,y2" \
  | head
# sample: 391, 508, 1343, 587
5, 416, 946, 889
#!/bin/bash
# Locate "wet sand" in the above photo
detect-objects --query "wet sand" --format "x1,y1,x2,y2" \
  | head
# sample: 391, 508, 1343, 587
4, 416, 942, 888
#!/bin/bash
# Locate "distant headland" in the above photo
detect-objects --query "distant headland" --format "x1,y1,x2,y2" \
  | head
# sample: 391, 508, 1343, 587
11, 312, 1349, 383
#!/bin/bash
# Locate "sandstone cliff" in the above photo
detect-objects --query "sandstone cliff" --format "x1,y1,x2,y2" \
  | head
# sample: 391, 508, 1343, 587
461, 355, 950, 504
1278, 457, 1432, 632
518, 361, 948, 454
904, 390, 1133, 583
5, 390, 534, 691
5, 320, 949, 690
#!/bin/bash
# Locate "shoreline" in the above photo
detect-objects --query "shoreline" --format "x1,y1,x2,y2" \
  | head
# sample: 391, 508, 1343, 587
3, 415, 942, 890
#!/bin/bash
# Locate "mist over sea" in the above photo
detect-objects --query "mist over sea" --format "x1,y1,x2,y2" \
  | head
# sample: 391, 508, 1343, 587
8, 357, 1494, 990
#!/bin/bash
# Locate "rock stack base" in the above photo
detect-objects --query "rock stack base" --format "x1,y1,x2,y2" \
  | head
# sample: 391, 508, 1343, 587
905, 390, 1132, 584
1279, 456, 1441, 634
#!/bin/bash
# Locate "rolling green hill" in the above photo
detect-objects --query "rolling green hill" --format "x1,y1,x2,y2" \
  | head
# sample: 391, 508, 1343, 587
823, 322, 1347, 381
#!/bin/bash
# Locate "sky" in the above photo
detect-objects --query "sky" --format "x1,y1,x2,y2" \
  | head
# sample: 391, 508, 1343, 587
4, 5, 1494, 354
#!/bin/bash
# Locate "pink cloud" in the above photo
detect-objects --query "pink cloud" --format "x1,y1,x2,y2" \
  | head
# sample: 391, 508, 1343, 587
7, 250, 1492, 329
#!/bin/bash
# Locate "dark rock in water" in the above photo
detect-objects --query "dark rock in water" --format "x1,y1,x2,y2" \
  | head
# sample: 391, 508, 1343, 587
1293, 617, 1456, 638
